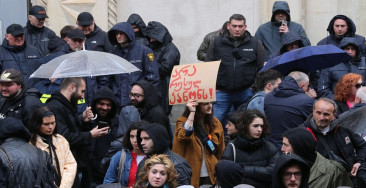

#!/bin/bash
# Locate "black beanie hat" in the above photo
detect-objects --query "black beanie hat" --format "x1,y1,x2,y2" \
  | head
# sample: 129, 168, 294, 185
283, 127, 317, 166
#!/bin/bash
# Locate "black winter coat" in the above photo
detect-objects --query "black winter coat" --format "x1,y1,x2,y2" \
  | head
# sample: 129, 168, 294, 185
108, 22, 160, 107
318, 37, 366, 99
301, 115, 366, 171
222, 136, 279, 188
89, 87, 120, 178
46, 91, 93, 169
85, 25, 112, 52
0, 39, 44, 88
206, 31, 265, 91
146, 21, 180, 114
127, 13, 149, 46
133, 80, 172, 144
24, 21, 57, 57
317, 15, 366, 56
0, 88, 42, 126
0, 118, 55, 188
264, 76, 314, 149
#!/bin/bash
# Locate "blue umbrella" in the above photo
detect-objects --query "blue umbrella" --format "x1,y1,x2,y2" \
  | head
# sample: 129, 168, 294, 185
260, 45, 351, 75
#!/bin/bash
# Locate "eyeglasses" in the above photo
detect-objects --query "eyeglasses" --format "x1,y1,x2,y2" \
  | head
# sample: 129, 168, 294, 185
355, 82, 366, 89
129, 92, 144, 98
283, 172, 302, 179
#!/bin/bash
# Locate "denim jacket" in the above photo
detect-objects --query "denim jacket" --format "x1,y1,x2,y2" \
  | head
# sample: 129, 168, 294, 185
103, 148, 132, 186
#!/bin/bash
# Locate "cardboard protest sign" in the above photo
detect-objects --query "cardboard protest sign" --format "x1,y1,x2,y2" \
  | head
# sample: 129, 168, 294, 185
169, 61, 221, 105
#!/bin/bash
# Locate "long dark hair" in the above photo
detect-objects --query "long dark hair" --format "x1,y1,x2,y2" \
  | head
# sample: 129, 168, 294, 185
182, 102, 214, 133
28, 106, 57, 146
236, 110, 270, 138
122, 122, 143, 151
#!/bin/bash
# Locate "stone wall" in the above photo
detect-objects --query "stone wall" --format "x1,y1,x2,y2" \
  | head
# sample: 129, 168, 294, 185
32, 0, 366, 64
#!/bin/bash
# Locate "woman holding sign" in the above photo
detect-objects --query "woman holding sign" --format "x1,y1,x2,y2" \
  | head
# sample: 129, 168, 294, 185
172, 99, 225, 187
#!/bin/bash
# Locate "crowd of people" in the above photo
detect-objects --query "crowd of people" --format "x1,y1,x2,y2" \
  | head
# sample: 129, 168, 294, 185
1, 1, 366, 188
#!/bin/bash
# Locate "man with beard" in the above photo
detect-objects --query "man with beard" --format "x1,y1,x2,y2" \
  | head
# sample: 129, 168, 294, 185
24, 5, 57, 57
129, 80, 172, 145
0, 69, 42, 125
46, 77, 109, 187
77, 12, 112, 52
108, 22, 159, 108
89, 87, 121, 186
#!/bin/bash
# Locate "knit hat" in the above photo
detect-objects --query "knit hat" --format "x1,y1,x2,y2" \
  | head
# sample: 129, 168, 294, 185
283, 127, 317, 166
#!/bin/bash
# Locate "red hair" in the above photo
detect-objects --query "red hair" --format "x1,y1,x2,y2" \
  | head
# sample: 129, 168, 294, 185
334, 73, 363, 101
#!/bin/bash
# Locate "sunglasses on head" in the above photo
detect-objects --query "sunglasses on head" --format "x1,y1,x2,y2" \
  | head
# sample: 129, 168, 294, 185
355, 82, 366, 89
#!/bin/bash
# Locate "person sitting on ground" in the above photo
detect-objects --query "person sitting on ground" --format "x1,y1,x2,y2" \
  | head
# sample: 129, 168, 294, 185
222, 110, 279, 188
134, 154, 178, 188
29, 106, 77, 188
103, 122, 145, 187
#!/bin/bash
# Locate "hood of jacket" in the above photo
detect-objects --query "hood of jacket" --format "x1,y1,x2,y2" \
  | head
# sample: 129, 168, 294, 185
216, 160, 244, 187
280, 32, 304, 54
283, 127, 317, 166
327, 15, 356, 37
127, 13, 147, 37
271, 76, 305, 98
137, 122, 170, 155
271, 1, 291, 22
339, 37, 361, 59
91, 87, 117, 120
108, 22, 135, 46
145, 21, 173, 45
0, 117, 31, 142
273, 154, 310, 188
133, 80, 162, 111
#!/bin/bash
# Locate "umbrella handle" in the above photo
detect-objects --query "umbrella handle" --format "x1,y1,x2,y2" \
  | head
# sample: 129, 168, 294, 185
90, 114, 97, 120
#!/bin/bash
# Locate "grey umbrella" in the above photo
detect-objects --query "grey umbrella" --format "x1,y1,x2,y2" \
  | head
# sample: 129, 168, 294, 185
30, 50, 140, 78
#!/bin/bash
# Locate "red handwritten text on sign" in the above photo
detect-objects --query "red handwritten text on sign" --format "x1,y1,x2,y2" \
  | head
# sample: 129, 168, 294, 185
169, 65, 214, 105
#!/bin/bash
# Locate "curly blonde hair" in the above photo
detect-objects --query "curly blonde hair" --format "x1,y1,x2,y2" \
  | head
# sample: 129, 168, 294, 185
334, 73, 363, 101
134, 154, 178, 188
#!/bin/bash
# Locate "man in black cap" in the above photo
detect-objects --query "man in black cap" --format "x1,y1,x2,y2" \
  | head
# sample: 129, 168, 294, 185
0, 24, 44, 88
24, 5, 57, 57
76, 12, 112, 52
0, 69, 42, 126
281, 127, 352, 187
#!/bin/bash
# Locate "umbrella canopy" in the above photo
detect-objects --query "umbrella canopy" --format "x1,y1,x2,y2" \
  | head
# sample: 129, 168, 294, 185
30, 50, 140, 78
260, 45, 351, 75
336, 105, 366, 138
